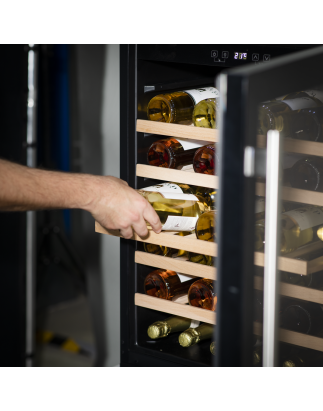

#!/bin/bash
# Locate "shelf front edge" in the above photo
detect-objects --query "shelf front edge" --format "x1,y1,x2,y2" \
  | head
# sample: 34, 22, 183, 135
135, 293, 216, 325
135, 251, 216, 280
136, 164, 217, 189
136, 119, 218, 143
95, 222, 217, 256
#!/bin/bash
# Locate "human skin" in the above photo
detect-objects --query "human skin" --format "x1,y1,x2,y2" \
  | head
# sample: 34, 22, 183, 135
0, 159, 162, 239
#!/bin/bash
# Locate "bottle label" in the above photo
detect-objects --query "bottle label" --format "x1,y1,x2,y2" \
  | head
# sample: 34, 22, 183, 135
177, 272, 196, 283
161, 192, 198, 201
176, 138, 205, 151
283, 206, 323, 231
283, 97, 318, 110
162, 215, 198, 231
255, 197, 265, 214
183, 87, 219, 105
190, 320, 200, 328
141, 183, 198, 201
141, 182, 184, 194
304, 89, 323, 104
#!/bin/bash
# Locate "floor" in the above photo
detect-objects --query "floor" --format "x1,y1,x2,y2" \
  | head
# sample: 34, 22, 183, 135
34, 296, 95, 367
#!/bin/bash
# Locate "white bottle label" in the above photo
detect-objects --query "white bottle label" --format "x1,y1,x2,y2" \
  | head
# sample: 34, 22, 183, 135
141, 182, 184, 194
177, 272, 196, 283
304, 89, 323, 104
183, 87, 219, 105
283, 206, 323, 231
255, 197, 266, 214
162, 215, 198, 231
190, 320, 200, 329
283, 97, 318, 110
161, 192, 198, 201
176, 138, 205, 151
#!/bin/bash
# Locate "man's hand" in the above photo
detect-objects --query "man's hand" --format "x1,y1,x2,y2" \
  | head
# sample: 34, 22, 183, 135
0, 160, 162, 239
85, 176, 162, 239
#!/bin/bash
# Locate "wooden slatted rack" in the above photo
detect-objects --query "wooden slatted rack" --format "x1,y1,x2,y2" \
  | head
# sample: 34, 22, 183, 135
96, 119, 323, 354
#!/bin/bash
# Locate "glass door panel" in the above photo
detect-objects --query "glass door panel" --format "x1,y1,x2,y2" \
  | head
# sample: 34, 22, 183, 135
216, 46, 323, 366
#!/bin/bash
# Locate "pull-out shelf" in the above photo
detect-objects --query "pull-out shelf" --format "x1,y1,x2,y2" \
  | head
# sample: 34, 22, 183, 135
135, 294, 323, 353
96, 223, 323, 275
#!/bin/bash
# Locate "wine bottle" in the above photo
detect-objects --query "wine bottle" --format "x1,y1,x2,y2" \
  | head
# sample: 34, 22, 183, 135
280, 270, 323, 289
195, 210, 216, 242
147, 315, 192, 339
255, 205, 323, 254
193, 187, 216, 210
258, 89, 323, 142
178, 323, 214, 347
195, 197, 264, 243
193, 144, 218, 175
187, 252, 214, 266
147, 87, 219, 124
210, 341, 216, 355
281, 347, 323, 367
281, 299, 323, 335
289, 156, 323, 192
188, 278, 216, 311
144, 231, 190, 258
210, 337, 261, 366
144, 269, 197, 300
192, 98, 218, 128
147, 138, 204, 169
138, 182, 206, 232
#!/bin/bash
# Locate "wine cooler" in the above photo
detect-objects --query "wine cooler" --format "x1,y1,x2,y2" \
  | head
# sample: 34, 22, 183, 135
96, 45, 323, 366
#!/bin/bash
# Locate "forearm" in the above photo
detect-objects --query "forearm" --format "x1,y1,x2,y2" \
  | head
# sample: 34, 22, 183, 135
0, 159, 92, 212
0, 159, 162, 238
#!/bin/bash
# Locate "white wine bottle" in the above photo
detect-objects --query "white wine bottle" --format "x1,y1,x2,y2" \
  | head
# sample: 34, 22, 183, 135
195, 210, 216, 242
147, 315, 192, 339
143, 231, 190, 258
187, 252, 214, 266
255, 205, 323, 254
147, 137, 204, 169
258, 89, 323, 142
178, 323, 214, 347
147, 87, 219, 124
138, 182, 206, 231
192, 98, 218, 128
193, 187, 216, 210
195, 197, 265, 243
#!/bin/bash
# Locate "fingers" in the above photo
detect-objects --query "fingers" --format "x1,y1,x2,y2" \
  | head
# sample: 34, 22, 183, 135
120, 226, 134, 239
132, 216, 149, 238
143, 203, 162, 234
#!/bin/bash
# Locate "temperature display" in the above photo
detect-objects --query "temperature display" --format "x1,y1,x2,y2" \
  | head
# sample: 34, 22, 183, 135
234, 52, 247, 60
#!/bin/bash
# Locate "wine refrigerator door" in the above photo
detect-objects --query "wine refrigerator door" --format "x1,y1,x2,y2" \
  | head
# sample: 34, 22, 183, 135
216, 46, 323, 367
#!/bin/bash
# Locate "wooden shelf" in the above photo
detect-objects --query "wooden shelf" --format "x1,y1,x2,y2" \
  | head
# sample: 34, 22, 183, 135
135, 251, 216, 280
137, 164, 323, 207
137, 119, 218, 143
95, 223, 217, 256
135, 250, 323, 303
135, 293, 216, 325
254, 275, 323, 305
136, 164, 217, 189
257, 134, 323, 157
253, 321, 323, 353
135, 293, 323, 352
96, 223, 323, 275
256, 182, 323, 207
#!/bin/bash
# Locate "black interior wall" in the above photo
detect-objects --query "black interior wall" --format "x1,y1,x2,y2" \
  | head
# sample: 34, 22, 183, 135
0, 45, 28, 366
